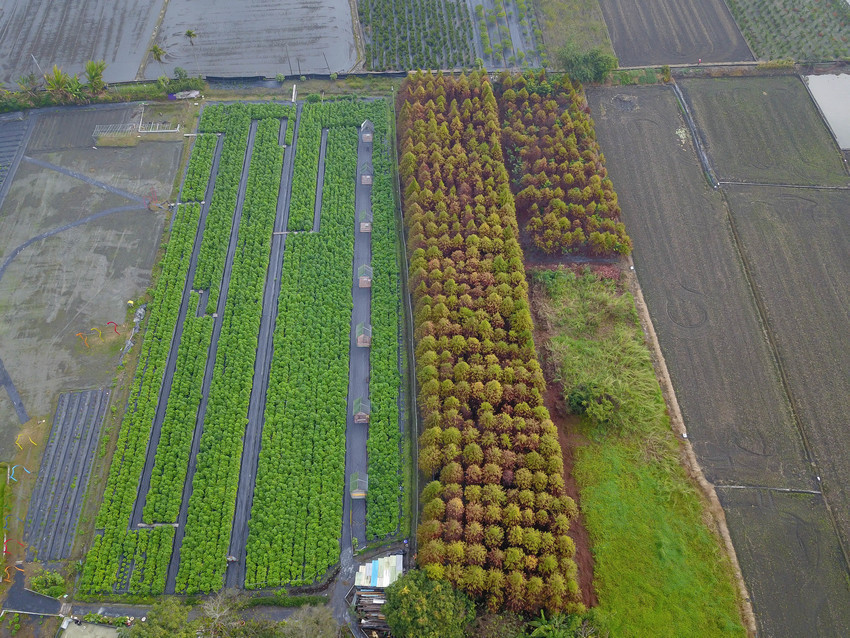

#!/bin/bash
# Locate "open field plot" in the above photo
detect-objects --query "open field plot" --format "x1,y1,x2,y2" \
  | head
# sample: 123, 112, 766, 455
535, 0, 614, 62
529, 268, 745, 637
82, 99, 404, 596
0, 0, 162, 86
469, 0, 544, 68
725, 0, 850, 61
360, 0, 476, 70
153, 0, 357, 78
726, 185, 850, 553
0, 107, 180, 459
680, 76, 850, 186
718, 488, 850, 635
596, 0, 752, 66
588, 84, 850, 636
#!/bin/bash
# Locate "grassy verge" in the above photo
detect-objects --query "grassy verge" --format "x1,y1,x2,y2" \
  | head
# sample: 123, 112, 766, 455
533, 0, 614, 63
530, 267, 745, 637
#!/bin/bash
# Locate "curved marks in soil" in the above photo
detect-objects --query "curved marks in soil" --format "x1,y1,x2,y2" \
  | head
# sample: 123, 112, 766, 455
665, 281, 710, 335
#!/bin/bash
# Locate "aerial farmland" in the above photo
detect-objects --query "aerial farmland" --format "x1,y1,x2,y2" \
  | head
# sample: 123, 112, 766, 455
0, 0, 849, 636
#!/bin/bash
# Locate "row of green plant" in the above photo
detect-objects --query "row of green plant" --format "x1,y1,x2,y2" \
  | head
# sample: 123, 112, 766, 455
366, 107, 404, 538
193, 106, 252, 309
143, 293, 214, 523
726, 0, 850, 61
181, 134, 218, 202
195, 103, 295, 312
81, 203, 204, 594
245, 125, 357, 588
361, 0, 476, 70
530, 268, 746, 636
287, 103, 323, 231
176, 115, 285, 594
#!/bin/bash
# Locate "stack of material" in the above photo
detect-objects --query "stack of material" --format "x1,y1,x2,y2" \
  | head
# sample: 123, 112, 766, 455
352, 554, 405, 636
354, 554, 404, 588
354, 589, 390, 637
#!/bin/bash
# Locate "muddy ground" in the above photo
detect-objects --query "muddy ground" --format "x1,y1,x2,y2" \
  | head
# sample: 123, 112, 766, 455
0, 0, 162, 86
726, 184, 850, 557
0, 106, 181, 461
588, 83, 850, 635
151, 0, 358, 79
597, 0, 752, 66
680, 76, 850, 186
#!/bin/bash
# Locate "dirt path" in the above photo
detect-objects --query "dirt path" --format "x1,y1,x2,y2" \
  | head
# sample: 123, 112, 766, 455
330, 125, 374, 627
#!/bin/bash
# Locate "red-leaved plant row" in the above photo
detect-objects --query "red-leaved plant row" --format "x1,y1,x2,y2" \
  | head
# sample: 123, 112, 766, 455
496, 70, 631, 257
399, 71, 584, 615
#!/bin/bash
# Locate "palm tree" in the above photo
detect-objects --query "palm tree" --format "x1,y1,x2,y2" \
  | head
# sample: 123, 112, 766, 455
185, 29, 200, 76
44, 65, 70, 101
150, 44, 167, 78
84, 60, 107, 95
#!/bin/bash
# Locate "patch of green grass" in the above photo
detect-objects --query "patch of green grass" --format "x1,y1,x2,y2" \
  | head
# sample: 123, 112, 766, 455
531, 268, 745, 637
534, 0, 615, 64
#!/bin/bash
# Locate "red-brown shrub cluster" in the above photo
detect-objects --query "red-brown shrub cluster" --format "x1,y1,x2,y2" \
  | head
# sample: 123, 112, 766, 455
399, 71, 583, 614
497, 71, 631, 257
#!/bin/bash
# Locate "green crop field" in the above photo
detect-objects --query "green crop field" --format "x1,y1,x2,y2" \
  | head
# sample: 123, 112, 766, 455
81, 98, 405, 595
725, 0, 850, 61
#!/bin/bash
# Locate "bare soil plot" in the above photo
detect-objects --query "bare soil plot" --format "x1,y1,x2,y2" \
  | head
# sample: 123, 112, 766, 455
718, 488, 850, 636
153, 0, 357, 78
24, 389, 110, 561
680, 76, 850, 186
587, 86, 811, 490
0, 107, 180, 458
588, 84, 850, 635
726, 185, 850, 549
596, 0, 752, 66
0, 0, 163, 86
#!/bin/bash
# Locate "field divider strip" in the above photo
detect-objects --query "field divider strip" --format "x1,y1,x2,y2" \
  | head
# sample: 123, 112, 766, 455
717, 181, 850, 191
225, 107, 302, 589
129, 133, 226, 529
716, 485, 823, 495
165, 121, 258, 593
671, 83, 719, 188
